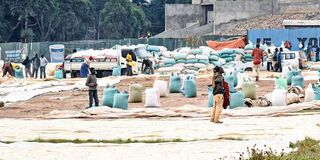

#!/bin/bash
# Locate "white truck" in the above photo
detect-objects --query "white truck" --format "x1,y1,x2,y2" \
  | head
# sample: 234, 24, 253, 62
65, 47, 148, 78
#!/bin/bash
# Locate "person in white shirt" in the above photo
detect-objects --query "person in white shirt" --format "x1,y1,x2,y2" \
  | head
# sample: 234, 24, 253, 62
39, 55, 49, 79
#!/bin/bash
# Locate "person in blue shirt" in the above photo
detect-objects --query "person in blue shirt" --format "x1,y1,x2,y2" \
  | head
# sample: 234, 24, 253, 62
275, 48, 283, 72
80, 59, 90, 78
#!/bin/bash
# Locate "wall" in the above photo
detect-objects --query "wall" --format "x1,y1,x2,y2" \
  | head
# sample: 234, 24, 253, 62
165, 4, 204, 30
248, 28, 320, 50
215, 0, 274, 25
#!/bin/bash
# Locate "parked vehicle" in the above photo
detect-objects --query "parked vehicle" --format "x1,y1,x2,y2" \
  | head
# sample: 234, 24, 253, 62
65, 46, 149, 78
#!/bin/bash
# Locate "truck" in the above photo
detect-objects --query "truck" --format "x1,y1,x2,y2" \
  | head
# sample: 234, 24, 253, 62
64, 46, 149, 78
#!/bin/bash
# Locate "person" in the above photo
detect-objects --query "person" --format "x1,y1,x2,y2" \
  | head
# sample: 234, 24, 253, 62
2, 61, 14, 77
316, 47, 320, 62
275, 48, 283, 72
141, 56, 154, 74
266, 49, 274, 71
31, 54, 40, 78
126, 51, 134, 76
272, 48, 279, 71
39, 55, 49, 79
252, 44, 264, 81
306, 43, 312, 61
80, 59, 90, 78
211, 66, 225, 124
22, 56, 32, 78
85, 68, 99, 108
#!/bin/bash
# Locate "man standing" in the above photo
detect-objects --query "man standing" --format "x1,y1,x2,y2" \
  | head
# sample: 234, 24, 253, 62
126, 51, 134, 76
85, 68, 99, 108
252, 44, 264, 81
40, 55, 49, 79
211, 66, 225, 124
31, 54, 40, 79
22, 56, 32, 78
275, 48, 283, 72
266, 49, 274, 72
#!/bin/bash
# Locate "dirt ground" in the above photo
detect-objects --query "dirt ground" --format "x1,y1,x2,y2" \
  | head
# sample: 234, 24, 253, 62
0, 71, 317, 119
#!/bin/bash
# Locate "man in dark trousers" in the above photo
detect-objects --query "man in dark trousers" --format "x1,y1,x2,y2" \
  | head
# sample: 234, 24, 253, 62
22, 56, 32, 78
85, 68, 99, 108
31, 54, 40, 78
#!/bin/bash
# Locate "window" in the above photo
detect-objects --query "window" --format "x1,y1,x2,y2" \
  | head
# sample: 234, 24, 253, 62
283, 53, 295, 60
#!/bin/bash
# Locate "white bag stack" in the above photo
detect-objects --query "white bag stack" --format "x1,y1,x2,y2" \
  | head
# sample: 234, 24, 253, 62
153, 80, 168, 97
271, 89, 288, 106
305, 84, 315, 102
145, 88, 161, 107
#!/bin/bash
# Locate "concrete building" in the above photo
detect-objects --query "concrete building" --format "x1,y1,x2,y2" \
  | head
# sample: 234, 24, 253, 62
155, 0, 320, 38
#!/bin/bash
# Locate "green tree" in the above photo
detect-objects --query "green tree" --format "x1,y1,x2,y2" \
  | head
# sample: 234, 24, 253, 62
100, 0, 150, 39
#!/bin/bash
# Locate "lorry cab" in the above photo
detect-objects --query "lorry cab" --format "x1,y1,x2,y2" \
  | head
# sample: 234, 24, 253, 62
119, 47, 149, 75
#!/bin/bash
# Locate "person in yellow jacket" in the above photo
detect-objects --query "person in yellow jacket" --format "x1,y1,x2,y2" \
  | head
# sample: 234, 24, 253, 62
126, 52, 134, 76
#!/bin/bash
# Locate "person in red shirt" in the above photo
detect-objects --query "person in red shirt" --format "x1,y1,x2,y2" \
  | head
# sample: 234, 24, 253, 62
252, 44, 264, 82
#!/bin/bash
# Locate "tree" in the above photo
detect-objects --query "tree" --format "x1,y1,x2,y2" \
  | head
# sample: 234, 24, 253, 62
100, 0, 150, 39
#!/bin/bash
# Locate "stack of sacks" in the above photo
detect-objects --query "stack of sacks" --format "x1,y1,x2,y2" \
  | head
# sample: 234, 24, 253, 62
209, 51, 221, 66
146, 45, 167, 53
160, 51, 173, 60
173, 52, 188, 67
244, 41, 254, 57
163, 58, 176, 67
219, 48, 236, 63
183, 49, 205, 75
241, 53, 254, 63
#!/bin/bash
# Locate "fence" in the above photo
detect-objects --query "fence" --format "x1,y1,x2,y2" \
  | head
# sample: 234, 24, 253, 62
0, 35, 241, 63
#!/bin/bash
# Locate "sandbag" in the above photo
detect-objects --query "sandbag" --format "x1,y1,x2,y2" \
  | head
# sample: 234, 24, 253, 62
223, 57, 234, 63
209, 55, 219, 61
292, 75, 304, 88
194, 63, 206, 69
112, 66, 121, 77
184, 76, 197, 98
164, 59, 176, 65
271, 89, 287, 106
169, 74, 182, 93
113, 92, 129, 110
174, 53, 188, 60
102, 86, 118, 107
128, 83, 143, 103
186, 59, 198, 64
153, 80, 168, 97
190, 49, 202, 55
146, 45, 161, 52
145, 88, 161, 107
244, 42, 254, 50
224, 75, 235, 93
305, 84, 315, 102
287, 69, 300, 85
184, 63, 194, 67
54, 70, 63, 79
210, 61, 222, 67
220, 48, 235, 55
198, 60, 209, 65
195, 54, 209, 60
275, 78, 288, 90
14, 68, 24, 79
176, 60, 186, 64
161, 51, 172, 58
186, 54, 196, 60
230, 91, 244, 109
208, 86, 214, 107
242, 82, 256, 100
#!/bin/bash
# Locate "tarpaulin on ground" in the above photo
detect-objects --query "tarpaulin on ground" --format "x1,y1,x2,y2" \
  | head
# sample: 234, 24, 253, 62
207, 37, 245, 50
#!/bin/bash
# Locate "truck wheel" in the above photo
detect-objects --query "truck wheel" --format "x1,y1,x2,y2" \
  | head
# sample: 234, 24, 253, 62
121, 69, 127, 76
244, 68, 252, 71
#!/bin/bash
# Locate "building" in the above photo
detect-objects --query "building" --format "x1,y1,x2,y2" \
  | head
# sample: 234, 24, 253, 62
155, 0, 320, 38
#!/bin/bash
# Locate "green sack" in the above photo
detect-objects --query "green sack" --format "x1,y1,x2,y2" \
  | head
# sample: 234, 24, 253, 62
170, 73, 182, 93
230, 91, 244, 109
176, 60, 187, 64
224, 75, 235, 93
14, 68, 24, 79
128, 83, 143, 103
164, 59, 176, 65
198, 59, 209, 65
184, 76, 197, 98
208, 86, 214, 107
186, 59, 198, 64
242, 82, 256, 100
275, 78, 288, 90
112, 66, 121, 76
292, 75, 304, 88
102, 86, 118, 107
209, 55, 219, 61
113, 92, 129, 110
54, 70, 63, 79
